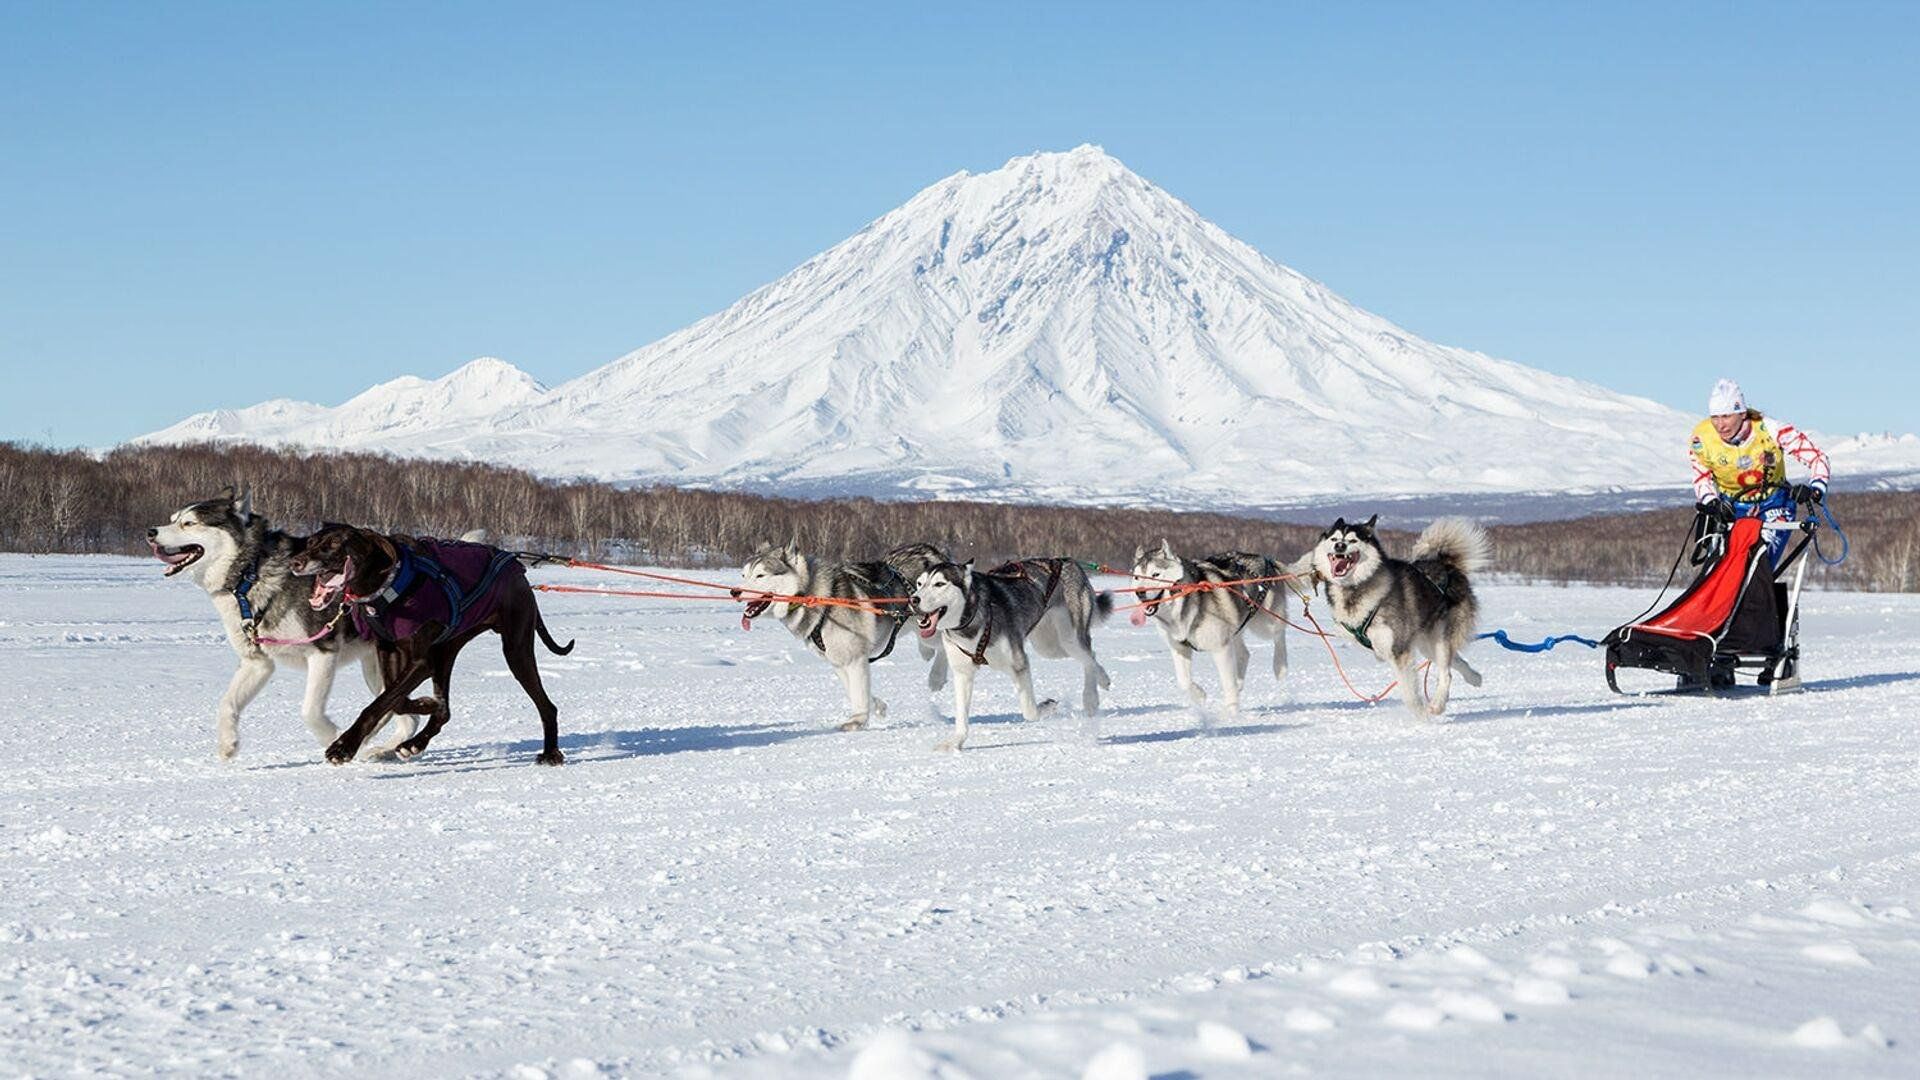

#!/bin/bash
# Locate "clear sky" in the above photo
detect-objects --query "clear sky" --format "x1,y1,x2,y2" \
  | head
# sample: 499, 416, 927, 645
3, 1, 1915, 447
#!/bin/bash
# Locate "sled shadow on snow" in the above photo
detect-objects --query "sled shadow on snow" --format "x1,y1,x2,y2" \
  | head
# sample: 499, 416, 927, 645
1807, 670, 1920, 693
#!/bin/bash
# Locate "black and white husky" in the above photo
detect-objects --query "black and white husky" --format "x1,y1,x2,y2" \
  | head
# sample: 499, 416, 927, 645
1311, 515, 1490, 718
147, 492, 410, 759
1129, 540, 1295, 716
909, 558, 1113, 750
736, 541, 917, 732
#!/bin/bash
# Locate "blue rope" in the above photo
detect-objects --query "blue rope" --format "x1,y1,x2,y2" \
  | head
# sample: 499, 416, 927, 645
1812, 500, 1849, 566
1474, 629, 1601, 653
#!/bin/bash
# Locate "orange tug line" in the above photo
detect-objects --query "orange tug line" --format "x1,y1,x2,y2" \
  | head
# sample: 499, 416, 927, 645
541, 559, 907, 617
541, 558, 1423, 703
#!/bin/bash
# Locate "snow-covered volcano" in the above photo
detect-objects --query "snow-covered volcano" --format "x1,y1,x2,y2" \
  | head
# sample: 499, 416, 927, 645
142, 146, 1706, 505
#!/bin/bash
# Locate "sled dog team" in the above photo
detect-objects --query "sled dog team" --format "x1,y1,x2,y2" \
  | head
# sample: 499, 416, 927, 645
148, 491, 1490, 763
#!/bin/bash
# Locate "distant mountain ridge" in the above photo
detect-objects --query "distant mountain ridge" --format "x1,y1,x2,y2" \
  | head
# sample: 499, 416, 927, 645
137, 146, 1910, 508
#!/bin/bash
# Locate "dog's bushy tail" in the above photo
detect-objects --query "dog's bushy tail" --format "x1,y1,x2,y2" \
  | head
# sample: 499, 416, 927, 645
536, 614, 576, 655
1093, 591, 1115, 623
1411, 517, 1492, 579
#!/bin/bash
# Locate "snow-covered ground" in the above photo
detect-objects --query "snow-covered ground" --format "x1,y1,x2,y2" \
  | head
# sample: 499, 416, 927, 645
3, 554, 1917, 1078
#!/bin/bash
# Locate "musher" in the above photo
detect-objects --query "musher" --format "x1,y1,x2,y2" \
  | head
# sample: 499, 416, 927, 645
1690, 378, 1831, 563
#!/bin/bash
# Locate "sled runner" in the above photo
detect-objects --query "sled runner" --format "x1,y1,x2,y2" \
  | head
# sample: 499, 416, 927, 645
1604, 499, 1821, 696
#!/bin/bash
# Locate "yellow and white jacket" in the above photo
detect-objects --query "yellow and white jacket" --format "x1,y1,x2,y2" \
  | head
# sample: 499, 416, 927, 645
1689, 416, 1830, 504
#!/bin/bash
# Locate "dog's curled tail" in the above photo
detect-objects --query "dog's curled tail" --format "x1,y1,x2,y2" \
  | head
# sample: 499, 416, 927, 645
1093, 591, 1115, 624
536, 614, 576, 655
1411, 517, 1492, 578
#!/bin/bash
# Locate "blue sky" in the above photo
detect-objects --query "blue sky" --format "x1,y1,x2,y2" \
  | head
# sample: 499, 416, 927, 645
3, 2, 1915, 447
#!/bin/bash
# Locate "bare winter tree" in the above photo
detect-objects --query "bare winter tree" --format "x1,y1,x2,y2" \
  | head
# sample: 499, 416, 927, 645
1, 440, 1913, 591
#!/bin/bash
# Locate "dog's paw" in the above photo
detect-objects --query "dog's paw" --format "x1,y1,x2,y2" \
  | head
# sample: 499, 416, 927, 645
1185, 684, 1207, 703
1035, 698, 1060, 717
323, 742, 357, 766
217, 738, 239, 761
838, 717, 869, 732
362, 745, 402, 763
535, 749, 566, 766
935, 737, 966, 752
870, 697, 889, 718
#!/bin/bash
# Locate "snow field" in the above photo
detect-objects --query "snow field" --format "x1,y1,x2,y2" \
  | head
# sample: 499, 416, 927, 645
2, 555, 1916, 1077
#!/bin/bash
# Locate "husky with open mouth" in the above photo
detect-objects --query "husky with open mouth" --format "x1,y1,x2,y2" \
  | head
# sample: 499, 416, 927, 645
1310, 515, 1490, 718
146, 490, 405, 760
909, 557, 1113, 751
735, 541, 918, 732
1129, 540, 1299, 717
881, 542, 954, 694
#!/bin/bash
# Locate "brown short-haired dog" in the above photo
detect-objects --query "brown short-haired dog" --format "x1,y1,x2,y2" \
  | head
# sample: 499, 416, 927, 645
293, 524, 574, 766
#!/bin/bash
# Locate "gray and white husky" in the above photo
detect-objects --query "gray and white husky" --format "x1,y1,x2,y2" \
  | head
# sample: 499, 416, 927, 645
1129, 540, 1296, 716
881, 542, 952, 694
737, 541, 917, 731
147, 491, 411, 759
909, 558, 1113, 750
1311, 515, 1490, 718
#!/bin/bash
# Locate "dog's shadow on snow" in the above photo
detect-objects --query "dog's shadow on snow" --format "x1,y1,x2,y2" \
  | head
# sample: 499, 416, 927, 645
362, 721, 833, 776
1443, 698, 1665, 725
1101, 719, 1308, 746
1071, 702, 1308, 747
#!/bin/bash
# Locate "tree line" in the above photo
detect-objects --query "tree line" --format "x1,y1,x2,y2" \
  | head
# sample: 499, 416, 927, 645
1, 440, 1912, 592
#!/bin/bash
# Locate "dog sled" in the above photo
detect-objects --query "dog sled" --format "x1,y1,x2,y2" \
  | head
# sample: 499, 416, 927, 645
1603, 494, 1824, 696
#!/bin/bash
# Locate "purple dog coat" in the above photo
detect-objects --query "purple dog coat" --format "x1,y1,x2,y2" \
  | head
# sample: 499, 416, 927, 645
350, 538, 522, 643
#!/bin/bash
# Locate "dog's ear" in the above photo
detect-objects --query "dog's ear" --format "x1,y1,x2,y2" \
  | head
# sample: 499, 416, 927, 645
1159, 537, 1174, 558
1361, 514, 1379, 533
237, 485, 254, 525
961, 558, 974, 587
1327, 517, 1346, 537
784, 536, 801, 558
1132, 544, 1146, 564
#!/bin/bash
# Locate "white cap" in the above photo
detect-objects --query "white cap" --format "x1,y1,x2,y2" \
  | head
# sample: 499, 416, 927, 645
1708, 378, 1746, 415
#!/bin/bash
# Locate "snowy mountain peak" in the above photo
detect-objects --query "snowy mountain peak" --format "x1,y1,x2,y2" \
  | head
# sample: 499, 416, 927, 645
139, 357, 549, 452
449, 356, 544, 388
138, 148, 1833, 506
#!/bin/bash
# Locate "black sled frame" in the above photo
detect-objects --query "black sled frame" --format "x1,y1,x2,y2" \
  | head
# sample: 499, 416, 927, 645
1604, 506, 1821, 696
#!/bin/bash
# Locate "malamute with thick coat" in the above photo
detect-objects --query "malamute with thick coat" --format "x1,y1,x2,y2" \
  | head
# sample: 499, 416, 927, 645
1311, 515, 1489, 718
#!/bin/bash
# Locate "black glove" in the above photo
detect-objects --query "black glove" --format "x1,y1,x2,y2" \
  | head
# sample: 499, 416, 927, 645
1791, 482, 1826, 505
1698, 497, 1736, 525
